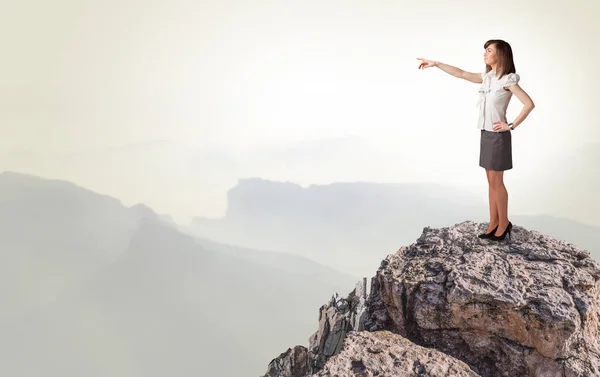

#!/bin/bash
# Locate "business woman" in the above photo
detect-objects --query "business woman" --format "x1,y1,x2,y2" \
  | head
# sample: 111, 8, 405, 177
417, 39, 535, 241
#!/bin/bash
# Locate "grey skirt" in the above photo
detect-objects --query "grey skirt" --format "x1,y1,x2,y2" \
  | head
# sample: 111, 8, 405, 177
479, 129, 512, 171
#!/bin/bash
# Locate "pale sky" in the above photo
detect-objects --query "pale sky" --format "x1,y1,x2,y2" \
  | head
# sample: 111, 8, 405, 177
1, 0, 599, 224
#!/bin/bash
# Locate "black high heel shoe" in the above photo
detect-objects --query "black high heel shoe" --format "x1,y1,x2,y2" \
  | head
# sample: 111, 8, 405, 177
478, 224, 498, 239
490, 221, 512, 241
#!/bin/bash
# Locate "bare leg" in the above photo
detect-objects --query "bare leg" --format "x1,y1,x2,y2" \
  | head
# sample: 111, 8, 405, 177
490, 170, 509, 236
485, 169, 499, 233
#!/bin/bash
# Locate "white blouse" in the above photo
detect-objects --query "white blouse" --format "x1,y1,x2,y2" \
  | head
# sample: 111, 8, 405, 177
476, 71, 520, 132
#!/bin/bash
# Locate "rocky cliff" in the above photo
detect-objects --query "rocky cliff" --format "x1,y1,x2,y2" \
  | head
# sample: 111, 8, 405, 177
262, 220, 600, 377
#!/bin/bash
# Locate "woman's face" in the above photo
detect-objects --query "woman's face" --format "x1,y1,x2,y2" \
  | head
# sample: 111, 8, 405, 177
484, 44, 497, 66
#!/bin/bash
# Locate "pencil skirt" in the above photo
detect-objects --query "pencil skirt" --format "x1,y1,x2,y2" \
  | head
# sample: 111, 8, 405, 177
479, 129, 513, 171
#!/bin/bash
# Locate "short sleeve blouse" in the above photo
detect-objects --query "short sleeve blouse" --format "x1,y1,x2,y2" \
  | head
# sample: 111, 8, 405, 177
504, 73, 520, 87
480, 72, 520, 86
476, 71, 520, 131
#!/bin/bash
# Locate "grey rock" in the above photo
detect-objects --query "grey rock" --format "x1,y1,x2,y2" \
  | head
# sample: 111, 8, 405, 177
308, 279, 369, 357
366, 220, 600, 377
263, 220, 600, 377
264, 279, 369, 376
313, 330, 480, 377
263, 346, 310, 377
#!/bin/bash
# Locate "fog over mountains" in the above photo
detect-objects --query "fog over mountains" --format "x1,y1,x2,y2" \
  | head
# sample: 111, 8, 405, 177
1, 170, 598, 376
0, 171, 356, 377
7, 139, 599, 228
188, 177, 600, 277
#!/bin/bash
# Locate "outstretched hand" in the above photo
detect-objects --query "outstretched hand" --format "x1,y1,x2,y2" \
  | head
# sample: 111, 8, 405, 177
417, 58, 437, 69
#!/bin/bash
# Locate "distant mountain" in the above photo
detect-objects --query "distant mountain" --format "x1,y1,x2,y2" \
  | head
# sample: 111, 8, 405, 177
0, 136, 374, 222
188, 178, 490, 276
189, 178, 600, 277
0, 171, 358, 377
510, 214, 600, 258
2, 138, 597, 227
518, 141, 600, 227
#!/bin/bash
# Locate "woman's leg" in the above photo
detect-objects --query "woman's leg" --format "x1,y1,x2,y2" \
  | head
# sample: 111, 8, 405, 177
489, 170, 509, 235
486, 169, 499, 232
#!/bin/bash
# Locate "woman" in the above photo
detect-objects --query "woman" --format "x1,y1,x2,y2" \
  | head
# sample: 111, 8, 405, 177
417, 39, 535, 241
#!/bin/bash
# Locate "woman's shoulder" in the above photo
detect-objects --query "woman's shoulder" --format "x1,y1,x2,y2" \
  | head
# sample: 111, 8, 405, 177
503, 72, 520, 80
502, 72, 520, 86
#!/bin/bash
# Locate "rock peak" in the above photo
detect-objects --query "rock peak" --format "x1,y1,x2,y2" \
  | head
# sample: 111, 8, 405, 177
263, 221, 600, 377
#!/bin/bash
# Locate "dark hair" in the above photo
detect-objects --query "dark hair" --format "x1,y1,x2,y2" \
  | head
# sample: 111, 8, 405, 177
484, 39, 516, 79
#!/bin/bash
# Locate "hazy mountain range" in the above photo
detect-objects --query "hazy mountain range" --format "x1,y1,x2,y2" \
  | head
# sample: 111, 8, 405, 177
0, 136, 375, 223
517, 141, 600, 228
3, 138, 598, 227
188, 178, 600, 277
0, 171, 357, 377
1, 170, 598, 376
